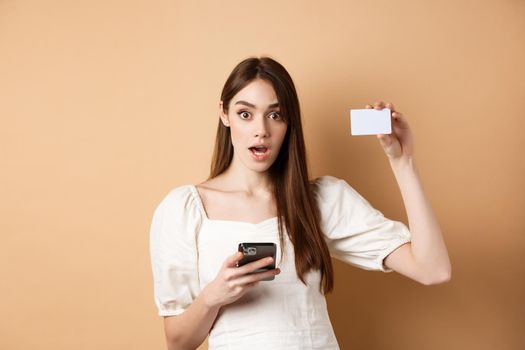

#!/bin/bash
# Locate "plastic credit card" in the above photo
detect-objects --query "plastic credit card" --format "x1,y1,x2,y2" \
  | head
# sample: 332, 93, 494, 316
350, 108, 392, 135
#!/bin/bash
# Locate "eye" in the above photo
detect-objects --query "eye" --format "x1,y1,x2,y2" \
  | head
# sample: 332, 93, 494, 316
237, 111, 251, 119
269, 111, 281, 120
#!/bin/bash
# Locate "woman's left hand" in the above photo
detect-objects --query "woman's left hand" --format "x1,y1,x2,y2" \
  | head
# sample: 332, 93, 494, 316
365, 101, 414, 161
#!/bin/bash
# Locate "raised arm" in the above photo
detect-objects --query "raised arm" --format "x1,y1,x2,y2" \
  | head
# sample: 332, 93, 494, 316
368, 101, 451, 285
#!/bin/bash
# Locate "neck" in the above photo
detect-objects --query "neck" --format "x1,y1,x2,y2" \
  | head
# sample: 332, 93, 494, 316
220, 155, 273, 196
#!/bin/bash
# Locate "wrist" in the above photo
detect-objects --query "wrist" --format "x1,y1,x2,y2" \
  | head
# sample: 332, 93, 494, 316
389, 156, 420, 186
200, 284, 222, 310
389, 155, 416, 171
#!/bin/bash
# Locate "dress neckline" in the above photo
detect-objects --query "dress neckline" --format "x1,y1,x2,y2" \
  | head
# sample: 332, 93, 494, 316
189, 184, 279, 226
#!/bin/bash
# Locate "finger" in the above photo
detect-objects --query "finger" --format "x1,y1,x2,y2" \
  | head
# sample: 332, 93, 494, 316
234, 268, 281, 286
245, 280, 259, 288
374, 100, 385, 109
386, 102, 396, 112
236, 256, 275, 276
391, 111, 410, 127
365, 104, 373, 109
252, 256, 274, 269
376, 134, 394, 148
225, 251, 244, 268
392, 111, 404, 118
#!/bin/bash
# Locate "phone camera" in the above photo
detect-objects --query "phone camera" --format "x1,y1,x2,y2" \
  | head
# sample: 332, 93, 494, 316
243, 247, 257, 255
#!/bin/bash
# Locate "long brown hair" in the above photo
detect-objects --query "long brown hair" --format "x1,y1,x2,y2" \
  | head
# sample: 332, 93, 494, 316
207, 56, 334, 295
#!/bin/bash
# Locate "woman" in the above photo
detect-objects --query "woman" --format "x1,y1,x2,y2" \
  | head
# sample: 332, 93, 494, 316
149, 56, 451, 349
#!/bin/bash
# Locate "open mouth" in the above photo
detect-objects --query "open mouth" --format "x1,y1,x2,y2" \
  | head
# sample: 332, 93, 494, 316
249, 146, 269, 155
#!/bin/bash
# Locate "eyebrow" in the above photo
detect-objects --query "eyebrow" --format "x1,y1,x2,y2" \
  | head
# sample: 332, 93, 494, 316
234, 100, 279, 109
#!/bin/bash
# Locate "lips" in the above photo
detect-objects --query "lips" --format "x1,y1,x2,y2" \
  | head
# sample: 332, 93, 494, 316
248, 145, 271, 161
249, 143, 270, 149
249, 146, 269, 152
248, 142, 270, 154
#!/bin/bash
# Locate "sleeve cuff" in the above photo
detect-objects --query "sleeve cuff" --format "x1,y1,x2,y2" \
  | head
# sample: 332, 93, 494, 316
158, 308, 186, 317
377, 237, 412, 273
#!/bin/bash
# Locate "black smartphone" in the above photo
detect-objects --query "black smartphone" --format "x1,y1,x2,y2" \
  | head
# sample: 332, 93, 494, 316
237, 242, 277, 281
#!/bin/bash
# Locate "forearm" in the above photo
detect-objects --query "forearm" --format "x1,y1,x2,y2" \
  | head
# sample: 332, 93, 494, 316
389, 156, 451, 282
165, 288, 221, 350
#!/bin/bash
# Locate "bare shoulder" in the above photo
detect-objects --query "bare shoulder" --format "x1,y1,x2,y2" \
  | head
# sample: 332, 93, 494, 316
195, 177, 225, 199
194, 177, 232, 217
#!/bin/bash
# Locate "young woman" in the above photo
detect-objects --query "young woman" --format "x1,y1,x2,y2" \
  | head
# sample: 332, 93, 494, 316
149, 56, 451, 349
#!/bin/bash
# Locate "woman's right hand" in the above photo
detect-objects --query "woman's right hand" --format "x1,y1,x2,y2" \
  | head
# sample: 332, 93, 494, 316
202, 251, 281, 308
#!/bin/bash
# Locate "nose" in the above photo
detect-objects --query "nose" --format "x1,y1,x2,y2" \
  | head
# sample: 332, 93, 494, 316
253, 115, 269, 138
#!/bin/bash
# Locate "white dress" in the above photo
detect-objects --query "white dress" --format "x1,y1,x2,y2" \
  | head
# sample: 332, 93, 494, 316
149, 175, 412, 349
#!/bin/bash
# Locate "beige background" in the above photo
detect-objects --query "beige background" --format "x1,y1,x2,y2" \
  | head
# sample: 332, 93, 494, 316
1, 0, 524, 349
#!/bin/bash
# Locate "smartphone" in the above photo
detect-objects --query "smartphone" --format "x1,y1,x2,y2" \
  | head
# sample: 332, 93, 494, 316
237, 242, 277, 281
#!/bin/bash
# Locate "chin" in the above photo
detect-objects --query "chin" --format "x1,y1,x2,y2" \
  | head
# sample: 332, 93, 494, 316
245, 159, 274, 172
251, 164, 273, 172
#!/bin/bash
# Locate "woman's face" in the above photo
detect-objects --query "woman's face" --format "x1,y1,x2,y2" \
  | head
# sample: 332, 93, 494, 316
219, 79, 288, 173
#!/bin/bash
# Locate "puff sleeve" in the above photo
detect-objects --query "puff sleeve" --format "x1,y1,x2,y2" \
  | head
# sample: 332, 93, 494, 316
149, 185, 202, 316
313, 175, 412, 273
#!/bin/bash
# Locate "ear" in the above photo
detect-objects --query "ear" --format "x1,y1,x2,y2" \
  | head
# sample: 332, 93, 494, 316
219, 101, 230, 127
